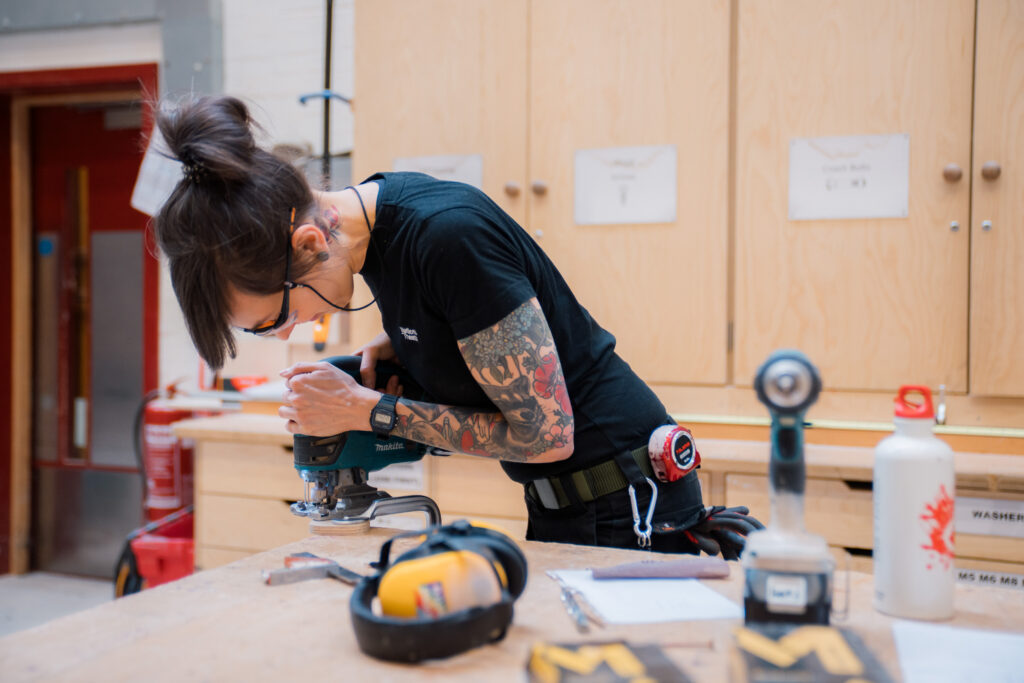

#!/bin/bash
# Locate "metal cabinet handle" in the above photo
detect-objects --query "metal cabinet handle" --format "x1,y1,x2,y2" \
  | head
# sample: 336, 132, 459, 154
531, 180, 548, 196
504, 181, 521, 197
981, 161, 1001, 181
942, 163, 962, 182
982, 220, 992, 231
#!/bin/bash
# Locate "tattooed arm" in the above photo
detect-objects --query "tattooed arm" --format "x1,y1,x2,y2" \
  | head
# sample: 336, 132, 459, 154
390, 298, 575, 463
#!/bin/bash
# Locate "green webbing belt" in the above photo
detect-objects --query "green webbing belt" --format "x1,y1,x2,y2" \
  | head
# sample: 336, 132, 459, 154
526, 446, 655, 509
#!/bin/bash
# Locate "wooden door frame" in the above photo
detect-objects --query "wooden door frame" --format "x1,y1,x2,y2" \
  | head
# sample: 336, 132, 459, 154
6, 66, 155, 573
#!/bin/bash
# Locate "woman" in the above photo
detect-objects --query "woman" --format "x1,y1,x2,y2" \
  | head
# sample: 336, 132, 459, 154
154, 94, 760, 556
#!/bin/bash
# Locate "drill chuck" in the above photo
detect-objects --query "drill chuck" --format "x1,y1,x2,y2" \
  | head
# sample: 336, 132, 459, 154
754, 350, 821, 415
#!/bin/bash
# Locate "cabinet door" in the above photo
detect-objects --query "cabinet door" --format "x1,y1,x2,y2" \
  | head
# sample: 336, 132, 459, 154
530, 0, 731, 384
351, 0, 528, 345
970, 0, 1024, 397
735, 0, 975, 391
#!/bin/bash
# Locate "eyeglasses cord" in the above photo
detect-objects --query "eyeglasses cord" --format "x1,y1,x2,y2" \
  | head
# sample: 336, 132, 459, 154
295, 184, 379, 313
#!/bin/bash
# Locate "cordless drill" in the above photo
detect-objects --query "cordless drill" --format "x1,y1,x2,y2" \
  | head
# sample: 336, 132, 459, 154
741, 349, 834, 624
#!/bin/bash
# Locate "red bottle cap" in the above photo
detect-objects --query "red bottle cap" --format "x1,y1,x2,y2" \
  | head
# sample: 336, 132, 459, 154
894, 385, 934, 419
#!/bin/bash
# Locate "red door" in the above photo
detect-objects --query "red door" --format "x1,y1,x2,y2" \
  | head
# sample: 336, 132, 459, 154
1, 64, 159, 576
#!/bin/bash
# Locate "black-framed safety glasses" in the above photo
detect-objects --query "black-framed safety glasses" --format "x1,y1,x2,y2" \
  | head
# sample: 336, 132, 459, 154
240, 209, 299, 336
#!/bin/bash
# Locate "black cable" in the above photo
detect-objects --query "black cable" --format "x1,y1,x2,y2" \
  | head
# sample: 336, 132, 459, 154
298, 184, 383, 312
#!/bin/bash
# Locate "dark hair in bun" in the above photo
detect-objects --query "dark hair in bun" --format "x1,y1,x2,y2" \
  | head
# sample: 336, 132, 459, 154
153, 95, 318, 368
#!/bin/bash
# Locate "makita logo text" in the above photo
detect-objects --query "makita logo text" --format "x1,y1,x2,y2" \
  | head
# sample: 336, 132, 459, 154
375, 442, 407, 452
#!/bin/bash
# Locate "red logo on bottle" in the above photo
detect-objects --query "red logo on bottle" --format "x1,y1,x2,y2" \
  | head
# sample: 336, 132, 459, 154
920, 484, 955, 569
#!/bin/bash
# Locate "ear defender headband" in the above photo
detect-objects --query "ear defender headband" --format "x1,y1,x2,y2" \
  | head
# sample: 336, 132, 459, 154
350, 520, 528, 662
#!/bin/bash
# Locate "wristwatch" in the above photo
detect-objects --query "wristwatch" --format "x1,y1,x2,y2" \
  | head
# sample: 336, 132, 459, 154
370, 393, 399, 439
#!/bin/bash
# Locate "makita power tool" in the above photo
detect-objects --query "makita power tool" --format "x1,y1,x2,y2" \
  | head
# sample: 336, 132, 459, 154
289, 356, 442, 530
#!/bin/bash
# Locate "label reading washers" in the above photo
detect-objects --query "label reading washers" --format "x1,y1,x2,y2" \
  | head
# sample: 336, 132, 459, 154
766, 575, 809, 613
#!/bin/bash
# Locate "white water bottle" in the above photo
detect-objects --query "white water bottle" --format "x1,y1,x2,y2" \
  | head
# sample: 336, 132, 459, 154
873, 385, 955, 619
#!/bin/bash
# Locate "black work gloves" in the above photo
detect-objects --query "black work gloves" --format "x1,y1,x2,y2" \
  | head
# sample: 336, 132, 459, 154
683, 505, 765, 560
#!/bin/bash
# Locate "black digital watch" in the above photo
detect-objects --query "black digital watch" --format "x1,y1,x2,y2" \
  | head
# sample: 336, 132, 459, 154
370, 393, 399, 439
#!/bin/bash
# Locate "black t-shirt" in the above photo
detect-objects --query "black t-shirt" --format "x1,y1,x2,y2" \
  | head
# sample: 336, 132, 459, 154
359, 172, 669, 483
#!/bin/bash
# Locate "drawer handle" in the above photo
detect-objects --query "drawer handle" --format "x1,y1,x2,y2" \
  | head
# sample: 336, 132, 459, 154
843, 480, 872, 492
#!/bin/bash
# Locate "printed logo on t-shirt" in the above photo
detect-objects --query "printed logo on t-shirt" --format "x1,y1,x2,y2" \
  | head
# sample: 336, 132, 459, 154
400, 326, 419, 342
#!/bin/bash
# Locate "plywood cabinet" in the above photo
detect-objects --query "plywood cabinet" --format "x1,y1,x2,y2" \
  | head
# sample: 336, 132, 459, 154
351, 0, 528, 347
735, 0, 975, 393
969, 0, 1024, 397
353, 1, 1024, 416
353, 0, 731, 385
735, 0, 1024, 397
528, 0, 730, 384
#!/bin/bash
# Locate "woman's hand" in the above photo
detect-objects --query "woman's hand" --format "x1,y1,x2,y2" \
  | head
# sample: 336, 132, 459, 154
353, 332, 399, 390
278, 361, 380, 436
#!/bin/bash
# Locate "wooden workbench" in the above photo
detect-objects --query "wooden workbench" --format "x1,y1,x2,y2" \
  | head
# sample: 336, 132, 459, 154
3, 530, 1024, 681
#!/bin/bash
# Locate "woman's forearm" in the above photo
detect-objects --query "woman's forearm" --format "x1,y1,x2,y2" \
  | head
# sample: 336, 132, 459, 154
392, 397, 573, 463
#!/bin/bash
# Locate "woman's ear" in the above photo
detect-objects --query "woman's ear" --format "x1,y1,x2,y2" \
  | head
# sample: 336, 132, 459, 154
291, 223, 329, 259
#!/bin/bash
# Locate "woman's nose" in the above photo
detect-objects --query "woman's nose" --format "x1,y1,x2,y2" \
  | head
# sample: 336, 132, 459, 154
274, 322, 296, 341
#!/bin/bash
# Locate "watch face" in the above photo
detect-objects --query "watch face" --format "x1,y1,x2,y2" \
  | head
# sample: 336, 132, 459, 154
372, 395, 397, 435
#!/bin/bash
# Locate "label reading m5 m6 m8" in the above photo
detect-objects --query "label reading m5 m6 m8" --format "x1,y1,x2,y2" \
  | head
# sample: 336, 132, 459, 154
956, 570, 1024, 592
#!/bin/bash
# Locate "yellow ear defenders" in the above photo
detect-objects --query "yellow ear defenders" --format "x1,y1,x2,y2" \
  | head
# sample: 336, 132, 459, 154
350, 520, 528, 662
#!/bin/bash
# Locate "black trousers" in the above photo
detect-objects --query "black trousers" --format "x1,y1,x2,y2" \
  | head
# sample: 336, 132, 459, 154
524, 469, 706, 553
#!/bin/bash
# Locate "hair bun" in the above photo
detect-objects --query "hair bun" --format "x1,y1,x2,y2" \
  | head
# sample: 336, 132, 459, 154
158, 95, 261, 185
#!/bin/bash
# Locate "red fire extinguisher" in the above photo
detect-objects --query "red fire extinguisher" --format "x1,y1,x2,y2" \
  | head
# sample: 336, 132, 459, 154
140, 399, 195, 522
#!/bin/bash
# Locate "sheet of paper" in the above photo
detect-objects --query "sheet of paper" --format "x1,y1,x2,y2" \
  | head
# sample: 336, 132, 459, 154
788, 133, 909, 220
368, 460, 425, 491
548, 569, 741, 624
130, 127, 182, 217
892, 620, 1024, 683
573, 144, 677, 225
393, 153, 483, 188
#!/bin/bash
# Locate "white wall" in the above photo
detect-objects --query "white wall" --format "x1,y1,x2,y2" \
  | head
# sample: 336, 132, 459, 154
219, 0, 356, 382
222, 0, 354, 156
0, 23, 164, 72
1, 3, 357, 388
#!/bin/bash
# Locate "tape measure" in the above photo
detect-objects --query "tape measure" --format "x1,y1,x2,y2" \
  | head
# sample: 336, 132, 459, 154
648, 425, 701, 482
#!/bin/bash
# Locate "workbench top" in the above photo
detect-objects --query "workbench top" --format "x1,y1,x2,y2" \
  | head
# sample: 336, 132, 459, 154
3, 530, 1024, 682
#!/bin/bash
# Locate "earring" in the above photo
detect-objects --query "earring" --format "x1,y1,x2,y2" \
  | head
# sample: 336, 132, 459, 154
316, 251, 330, 262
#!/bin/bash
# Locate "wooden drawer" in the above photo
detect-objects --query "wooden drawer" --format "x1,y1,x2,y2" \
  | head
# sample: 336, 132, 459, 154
196, 441, 302, 500
697, 472, 710, 503
725, 473, 873, 549
955, 556, 1024, 574
430, 455, 526, 519
956, 534, 1024, 565
829, 546, 875, 575
195, 546, 254, 571
196, 493, 310, 551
